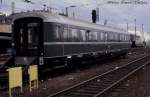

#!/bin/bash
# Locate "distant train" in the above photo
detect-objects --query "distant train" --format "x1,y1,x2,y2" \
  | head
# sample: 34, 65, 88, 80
130, 34, 145, 47
11, 11, 131, 71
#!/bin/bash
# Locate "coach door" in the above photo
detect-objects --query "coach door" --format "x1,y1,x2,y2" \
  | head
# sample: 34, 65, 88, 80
13, 17, 43, 56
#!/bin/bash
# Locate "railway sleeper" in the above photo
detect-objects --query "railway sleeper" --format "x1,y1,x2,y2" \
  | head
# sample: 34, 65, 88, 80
85, 85, 108, 91
84, 85, 101, 89
67, 92, 95, 97
85, 87, 104, 90
72, 89, 99, 94
65, 93, 92, 97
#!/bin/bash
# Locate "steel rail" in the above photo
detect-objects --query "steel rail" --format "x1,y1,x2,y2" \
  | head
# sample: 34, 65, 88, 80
94, 58, 150, 97
48, 54, 150, 97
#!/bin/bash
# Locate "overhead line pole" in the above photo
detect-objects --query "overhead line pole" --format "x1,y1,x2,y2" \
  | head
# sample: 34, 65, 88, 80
141, 24, 145, 42
134, 19, 137, 42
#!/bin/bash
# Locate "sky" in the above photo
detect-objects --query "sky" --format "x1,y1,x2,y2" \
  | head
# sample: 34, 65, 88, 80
0, 0, 150, 40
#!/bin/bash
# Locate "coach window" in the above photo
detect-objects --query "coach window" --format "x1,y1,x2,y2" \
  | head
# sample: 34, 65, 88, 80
114, 34, 117, 41
89, 32, 92, 41
126, 35, 129, 41
120, 34, 124, 42
122, 34, 125, 41
116, 34, 118, 41
93, 32, 98, 41
107, 33, 110, 41
108, 32, 110, 41
113, 33, 116, 41
80, 30, 86, 41
119, 34, 121, 41
123, 34, 125, 41
28, 28, 32, 44
108, 32, 112, 41
86, 30, 90, 41
121, 34, 123, 41
20, 29, 23, 44
114, 33, 117, 41
100, 32, 104, 41
111, 32, 115, 41
77, 29, 82, 42
55, 25, 62, 41
118, 34, 120, 42
77, 29, 81, 41
123, 35, 125, 41
63, 27, 68, 41
71, 29, 78, 41
27, 23, 39, 48
67, 28, 72, 42
112, 33, 114, 41
104, 32, 108, 41
124, 35, 127, 41
112, 33, 115, 41
97, 32, 101, 41
89, 31, 95, 41
126, 35, 128, 41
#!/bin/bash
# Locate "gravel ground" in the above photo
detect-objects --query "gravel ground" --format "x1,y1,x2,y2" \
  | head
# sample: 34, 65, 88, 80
0, 48, 148, 97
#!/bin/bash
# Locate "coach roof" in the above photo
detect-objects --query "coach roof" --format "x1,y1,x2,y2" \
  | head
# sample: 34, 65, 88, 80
11, 11, 127, 34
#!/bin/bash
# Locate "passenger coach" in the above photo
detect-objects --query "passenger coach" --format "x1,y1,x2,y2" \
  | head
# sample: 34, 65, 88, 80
12, 11, 131, 70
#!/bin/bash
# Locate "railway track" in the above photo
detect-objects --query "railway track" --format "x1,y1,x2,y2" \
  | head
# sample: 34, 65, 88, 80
128, 48, 150, 56
48, 54, 150, 97
0, 54, 12, 90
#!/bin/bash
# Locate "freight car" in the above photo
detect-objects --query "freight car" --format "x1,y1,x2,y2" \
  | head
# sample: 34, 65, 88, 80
11, 11, 131, 71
